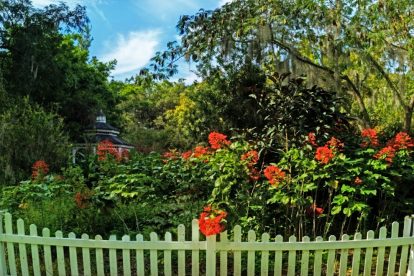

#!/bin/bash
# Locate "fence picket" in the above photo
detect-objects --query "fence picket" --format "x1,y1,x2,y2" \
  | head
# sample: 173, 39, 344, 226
68, 232, 79, 276
178, 225, 185, 276
42, 228, 53, 276
326, 235, 337, 276
408, 215, 414, 276
55, 231, 66, 276
192, 219, 199, 276
247, 230, 256, 276
274, 235, 283, 276
164, 232, 172, 276
122, 235, 131, 276
95, 235, 105, 276
206, 234, 216, 276
0, 213, 414, 276
109, 235, 118, 276
136, 234, 145, 276
313, 236, 323, 276
351, 233, 362, 276
29, 224, 41, 276
300, 236, 310, 276
261, 233, 270, 276
81, 234, 91, 276
150, 232, 159, 276
0, 212, 6, 276
399, 217, 412, 275
220, 230, 228, 276
339, 234, 349, 276
17, 218, 29, 275
387, 222, 399, 275
287, 235, 296, 276
363, 230, 375, 276
375, 226, 387, 276
233, 225, 242, 276
4, 213, 16, 276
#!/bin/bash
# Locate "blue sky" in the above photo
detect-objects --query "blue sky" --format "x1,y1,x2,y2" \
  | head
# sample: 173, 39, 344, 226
32, 0, 230, 83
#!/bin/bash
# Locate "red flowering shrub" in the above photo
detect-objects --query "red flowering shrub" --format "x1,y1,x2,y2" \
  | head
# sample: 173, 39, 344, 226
74, 192, 88, 209
181, 150, 192, 160
241, 150, 259, 166
264, 165, 285, 186
198, 205, 227, 236
97, 140, 121, 161
193, 146, 210, 158
315, 146, 334, 164
32, 160, 49, 179
361, 128, 379, 147
354, 177, 363, 185
306, 203, 324, 217
307, 132, 317, 147
391, 132, 414, 150
208, 132, 231, 149
326, 137, 344, 150
374, 146, 396, 163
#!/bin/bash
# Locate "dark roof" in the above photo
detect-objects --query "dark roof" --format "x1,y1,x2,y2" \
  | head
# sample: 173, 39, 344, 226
93, 122, 119, 132
92, 134, 132, 147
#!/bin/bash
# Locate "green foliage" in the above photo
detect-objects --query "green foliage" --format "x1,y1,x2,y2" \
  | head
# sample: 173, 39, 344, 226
0, 100, 70, 185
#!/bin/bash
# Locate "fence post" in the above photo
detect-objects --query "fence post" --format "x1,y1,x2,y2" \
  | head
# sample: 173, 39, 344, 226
206, 235, 216, 276
0, 211, 7, 276
408, 215, 414, 276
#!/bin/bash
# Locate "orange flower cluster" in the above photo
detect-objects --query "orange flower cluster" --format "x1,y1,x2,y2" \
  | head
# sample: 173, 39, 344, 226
392, 132, 414, 150
241, 150, 260, 181
74, 192, 88, 209
32, 160, 49, 179
306, 203, 324, 217
181, 150, 192, 160
315, 146, 334, 164
374, 146, 395, 163
361, 128, 379, 147
97, 140, 121, 161
307, 132, 317, 147
354, 177, 363, 185
264, 165, 285, 187
326, 137, 344, 150
180, 146, 210, 160
374, 132, 413, 164
208, 132, 231, 149
198, 206, 227, 236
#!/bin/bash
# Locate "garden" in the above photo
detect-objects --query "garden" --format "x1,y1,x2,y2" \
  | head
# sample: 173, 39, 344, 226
0, 0, 414, 273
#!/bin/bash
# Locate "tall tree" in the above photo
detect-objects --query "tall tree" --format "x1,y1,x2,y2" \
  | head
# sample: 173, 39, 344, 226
147, 0, 414, 131
0, 0, 118, 138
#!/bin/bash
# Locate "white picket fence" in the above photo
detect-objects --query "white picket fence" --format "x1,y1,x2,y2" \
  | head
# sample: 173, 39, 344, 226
0, 212, 414, 275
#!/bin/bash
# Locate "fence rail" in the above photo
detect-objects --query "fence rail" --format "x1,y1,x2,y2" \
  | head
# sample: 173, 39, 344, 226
0, 212, 413, 275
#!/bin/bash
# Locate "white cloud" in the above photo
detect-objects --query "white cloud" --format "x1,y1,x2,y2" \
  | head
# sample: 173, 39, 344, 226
183, 71, 201, 85
31, 0, 81, 7
101, 30, 161, 76
218, 0, 233, 6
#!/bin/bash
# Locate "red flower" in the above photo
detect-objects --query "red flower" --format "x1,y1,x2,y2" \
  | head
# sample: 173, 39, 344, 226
306, 203, 324, 217
264, 165, 285, 187
354, 177, 363, 185
307, 132, 317, 147
97, 140, 121, 161
208, 132, 231, 149
361, 128, 379, 148
193, 146, 210, 158
326, 137, 344, 150
74, 192, 87, 209
392, 132, 414, 150
374, 146, 396, 163
241, 150, 259, 166
248, 168, 261, 182
181, 150, 192, 160
198, 206, 227, 236
315, 146, 334, 164
32, 160, 49, 179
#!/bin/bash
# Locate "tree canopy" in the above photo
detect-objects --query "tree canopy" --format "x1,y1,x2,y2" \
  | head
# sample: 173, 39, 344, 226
147, 0, 414, 131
